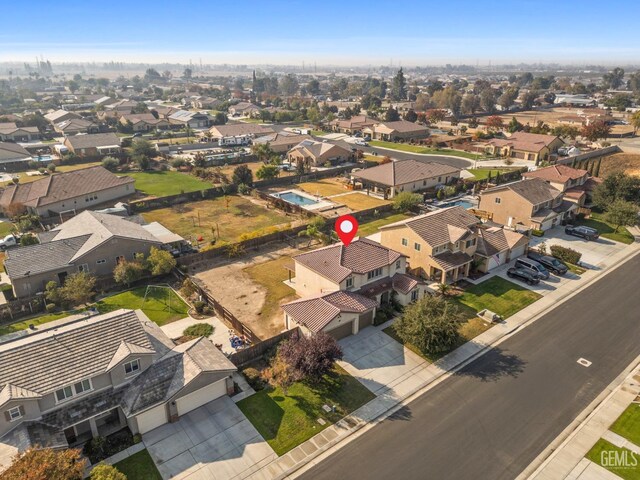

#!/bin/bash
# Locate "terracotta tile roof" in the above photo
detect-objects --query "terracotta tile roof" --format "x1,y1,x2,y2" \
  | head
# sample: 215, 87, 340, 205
430, 251, 473, 271
522, 165, 588, 183
371, 120, 429, 134
65, 133, 121, 150
487, 132, 562, 153
380, 206, 479, 247
351, 159, 460, 187
392, 273, 424, 295
476, 227, 529, 257
282, 291, 377, 333
482, 178, 562, 206
294, 238, 403, 283
289, 140, 351, 160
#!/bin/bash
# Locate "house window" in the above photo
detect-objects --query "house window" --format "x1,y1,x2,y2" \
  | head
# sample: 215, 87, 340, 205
414, 243, 421, 251
55, 386, 74, 402
74, 379, 92, 395
78, 264, 89, 273
346, 277, 353, 288
438, 177, 442, 183
401, 238, 408, 247
7, 406, 23, 421
124, 359, 140, 376
395, 260, 401, 269
411, 290, 419, 301
367, 267, 383, 280
495, 197, 501, 204
423, 180, 426, 186
96, 259, 106, 265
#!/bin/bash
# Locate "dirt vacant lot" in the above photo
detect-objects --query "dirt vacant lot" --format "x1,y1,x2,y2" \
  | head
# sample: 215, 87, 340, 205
192, 243, 304, 339
597, 152, 640, 177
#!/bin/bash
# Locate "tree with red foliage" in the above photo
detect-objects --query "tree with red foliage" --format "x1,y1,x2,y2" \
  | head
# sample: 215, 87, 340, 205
486, 115, 504, 131
426, 109, 447, 124
279, 332, 343, 382
3, 447, 86, 480
581, 120, 611, 142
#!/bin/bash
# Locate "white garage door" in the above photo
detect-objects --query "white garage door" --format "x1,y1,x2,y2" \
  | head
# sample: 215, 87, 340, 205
510, 245, 527, 260
487, 251, 507, 271
136, 404, 167, 434
176, 379, 227, 416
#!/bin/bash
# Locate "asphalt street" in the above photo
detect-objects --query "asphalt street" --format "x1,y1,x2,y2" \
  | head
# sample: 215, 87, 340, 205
300, 253, 640, 480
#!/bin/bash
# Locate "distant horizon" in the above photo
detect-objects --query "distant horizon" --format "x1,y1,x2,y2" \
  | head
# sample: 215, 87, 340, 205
2, 0, 639, 66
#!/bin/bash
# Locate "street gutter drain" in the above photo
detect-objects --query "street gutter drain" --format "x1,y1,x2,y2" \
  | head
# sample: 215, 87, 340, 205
577, 358, 592, 367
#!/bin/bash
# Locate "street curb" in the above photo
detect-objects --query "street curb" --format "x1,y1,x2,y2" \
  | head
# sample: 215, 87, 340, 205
275, 245, 640, 480
519, 357, 640, 480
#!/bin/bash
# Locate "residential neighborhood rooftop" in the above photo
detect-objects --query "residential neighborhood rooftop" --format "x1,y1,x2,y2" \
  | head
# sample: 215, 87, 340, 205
351, 159, 460, 187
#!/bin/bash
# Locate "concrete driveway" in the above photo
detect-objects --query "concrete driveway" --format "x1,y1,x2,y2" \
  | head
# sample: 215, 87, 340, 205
337, 325, 428, 395
528, 226, 627, 270
144, 396, 276, 480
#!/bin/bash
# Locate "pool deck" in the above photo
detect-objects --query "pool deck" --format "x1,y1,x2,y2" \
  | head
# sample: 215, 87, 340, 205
272, 188, 337, 211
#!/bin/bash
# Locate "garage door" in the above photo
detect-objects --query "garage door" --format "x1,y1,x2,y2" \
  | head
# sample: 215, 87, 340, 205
326, 321, 353, 340
510, 245, 527, 261
359, 311, 374, 329
136, 404, 167, 435
175, 379, 227, 416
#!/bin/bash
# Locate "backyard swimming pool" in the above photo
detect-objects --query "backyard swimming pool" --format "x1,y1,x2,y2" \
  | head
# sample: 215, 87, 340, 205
439, 199, 475, 209
34, 155, 54, 162
272, 190, 319, 207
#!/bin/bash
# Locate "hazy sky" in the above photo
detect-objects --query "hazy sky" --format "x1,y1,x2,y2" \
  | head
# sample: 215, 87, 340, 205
1, 0, 639, 65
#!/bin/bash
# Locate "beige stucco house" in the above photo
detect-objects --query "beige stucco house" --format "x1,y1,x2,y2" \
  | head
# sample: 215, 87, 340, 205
351, 159, 461, 199
329, 115, 378, 134
0, 309, 236, 470
0, 123, 40, 142
478, 178, 577, 231
379, 206, 529, 282
363, 120, 429, 141
282, 238, 427, 339
287, 140, 352, 168
522, 164, 601, 206
481, 132, 564, 164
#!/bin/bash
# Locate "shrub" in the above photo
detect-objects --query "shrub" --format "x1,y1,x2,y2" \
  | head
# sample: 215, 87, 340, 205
374, 310, 389, 326
278, 332, 343, 382
146, 246, 176, 276
101, 156, 120, 172
531, 229, 544, 237
47, 163, 56, 172
180, 279, 197, 297
19, 234, 39, 246
183, 323, 214, 337
550, 245, 582, 265
243, 367, 266, 391
45, 303, 56, 313
90, 464, 126, 480
193, 300, 206, 314
393, 191, 422, 212
237, 183, 251, 195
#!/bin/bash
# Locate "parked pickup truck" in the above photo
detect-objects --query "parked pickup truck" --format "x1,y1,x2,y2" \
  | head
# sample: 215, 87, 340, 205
565, 225, 599, 241
0, 234, 18, 250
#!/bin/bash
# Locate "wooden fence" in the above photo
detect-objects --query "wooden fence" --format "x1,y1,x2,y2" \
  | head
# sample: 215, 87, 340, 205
174, 269, 260, 344
228, 328, 301, 367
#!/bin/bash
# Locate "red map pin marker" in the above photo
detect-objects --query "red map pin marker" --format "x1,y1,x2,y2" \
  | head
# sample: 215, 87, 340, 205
335, 215, 358, 246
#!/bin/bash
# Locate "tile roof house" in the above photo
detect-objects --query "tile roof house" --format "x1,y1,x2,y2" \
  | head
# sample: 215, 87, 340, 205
329, 115, 378, 134
4, 211, 165, 298
478, 178, 577, 231
0, 123, 40, 142
53, 118, 99, 135
363, 120, 429, 141
44, 109, 82, 124
253, 133, 312, 153
522, 164, 598, 206
228, 102, 261, 117
168, 110, 214, 129
190, 96, 222, 110
379, 206, 529, 281
0, 309, 236, 470
481, 132, 564, 164
351, 159, 461, 199
119, 113, 170, 132
208, 123, 275, 139
0, 142, 32, 167
0, 165, 134, 218
287, 139, 352, 168
283, 238, 427, 339
63, 133, 121, 156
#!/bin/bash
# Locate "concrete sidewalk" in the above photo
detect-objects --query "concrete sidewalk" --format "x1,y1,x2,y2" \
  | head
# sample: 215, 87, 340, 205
237, 236, 640, 479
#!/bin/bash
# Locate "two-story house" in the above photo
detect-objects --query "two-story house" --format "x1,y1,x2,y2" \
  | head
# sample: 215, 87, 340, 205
478, 178, 577, 231
522, 164, 601, 206
379, 206, 529, 282
0, 309, 236, 470
282, 238, 427, 339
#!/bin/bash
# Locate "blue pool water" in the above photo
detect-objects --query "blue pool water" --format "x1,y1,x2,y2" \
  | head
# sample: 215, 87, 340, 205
273, 191, 319, 206
34, 155, 54, 162
439, 200, 474, 209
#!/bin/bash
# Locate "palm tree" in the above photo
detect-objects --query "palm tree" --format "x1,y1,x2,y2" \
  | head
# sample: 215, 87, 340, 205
436, 283, 451, 296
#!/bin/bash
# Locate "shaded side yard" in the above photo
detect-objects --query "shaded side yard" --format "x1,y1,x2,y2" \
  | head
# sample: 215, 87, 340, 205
113, 449, 163, 480
237, 364, 375, 456
358, 212, 411, 237
576, 211, 635, 245
125, 170, 213, 197
0, 286, 189, 336
142, 195, 296, 245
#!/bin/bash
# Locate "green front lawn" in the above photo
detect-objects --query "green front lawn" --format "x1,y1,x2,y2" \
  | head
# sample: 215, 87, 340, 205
0, 222, 14, 237
125, 171, 213, 197
611, 404, 640, 446
113, 449, 162, 480
467, 168, 516, 180
586, 439, 640, 480
358, 212, 411, 237
96, 286, 189, 326
453, 276, 542, 319
577, 212, 635, 245
369, 140, 479, 159
237, 365, 375, 455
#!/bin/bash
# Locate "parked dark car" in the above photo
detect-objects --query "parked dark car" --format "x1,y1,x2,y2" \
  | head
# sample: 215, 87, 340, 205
507, 267, 540, 285
565, 225, 599, 241
527, 251, 569, 275
514, 257, 550, 280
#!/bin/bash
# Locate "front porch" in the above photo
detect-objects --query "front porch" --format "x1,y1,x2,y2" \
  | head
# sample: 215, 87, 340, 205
64, 407, 128, 447
428, 251, 473, 284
